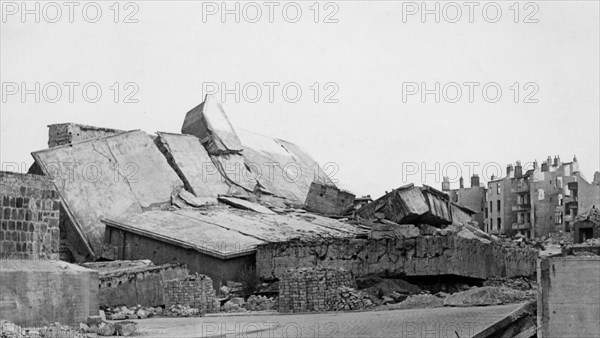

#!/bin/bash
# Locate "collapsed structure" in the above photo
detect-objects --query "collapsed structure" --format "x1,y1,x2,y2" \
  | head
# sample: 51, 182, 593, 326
1, 94, 541, 326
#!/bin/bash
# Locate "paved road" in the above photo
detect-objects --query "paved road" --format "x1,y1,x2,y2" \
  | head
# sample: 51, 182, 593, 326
132, 303, 524, 338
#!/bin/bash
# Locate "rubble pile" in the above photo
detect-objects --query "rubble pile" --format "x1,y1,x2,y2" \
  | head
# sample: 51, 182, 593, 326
386, 293, 444, 310
326, 286, 374, 311
358, 277, 421, 304
278, 267, 356, 313
0, 320, 138, 338
164, 273, 220, 313
242, 295, 277, 311
104, 304, 162, 320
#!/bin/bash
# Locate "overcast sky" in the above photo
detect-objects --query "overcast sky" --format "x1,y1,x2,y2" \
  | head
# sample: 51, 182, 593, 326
1, 1, 599, 198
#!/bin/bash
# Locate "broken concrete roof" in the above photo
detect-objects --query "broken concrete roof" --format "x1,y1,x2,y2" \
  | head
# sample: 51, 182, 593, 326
575, 206, 600, 225
102, 206, 361, 259
32, 130, 183, 258
357, 184, 471, 227
155, 132, 253, 198
181, 94, 243, 155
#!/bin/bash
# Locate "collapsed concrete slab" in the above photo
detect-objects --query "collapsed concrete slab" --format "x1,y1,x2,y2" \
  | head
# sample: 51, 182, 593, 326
31, 131, 184, 258
155, 132, 253, 198
305, 182, 355, 216
358, 184, 474, 227
102, 206, 362, 285
181, 95, 243, 155
256, 234, 537, 281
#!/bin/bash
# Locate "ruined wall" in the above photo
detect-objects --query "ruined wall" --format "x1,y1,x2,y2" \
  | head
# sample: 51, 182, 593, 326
164, 274, 219, 313
48, 123, 123, 147
96, 264, 189, 308
304, 182, 355, 216
278, 267, 355, 313
256, 235, 537, 281
104, 227, 256, 288
0, 260, 99, 326
538, 256, 600, 337
0, 171, 60, 260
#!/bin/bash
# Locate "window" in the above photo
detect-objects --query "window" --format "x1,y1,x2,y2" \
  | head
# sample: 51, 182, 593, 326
557, 177, 563, 188
554, 212, 563, 224
489, 201, 493, 213
518, 213, 524, 224
497, 218, 501, 231
496, 184, 501, 194
497, 200, 501, 212
558, 194, 563, 206
526, 212, 531, 223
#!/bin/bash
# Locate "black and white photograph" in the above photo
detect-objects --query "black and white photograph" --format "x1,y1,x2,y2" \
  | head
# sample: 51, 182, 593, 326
1, 1, 599, 337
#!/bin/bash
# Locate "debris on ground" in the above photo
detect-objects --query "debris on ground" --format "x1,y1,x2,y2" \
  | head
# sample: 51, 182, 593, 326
243, 295, 277, 311
104, 304, 203, 319
383, 293, 444, 310
1, 320, 139, 337
358, 277, 421, 304
443, 286, 504, 307
327, 286, 374, 311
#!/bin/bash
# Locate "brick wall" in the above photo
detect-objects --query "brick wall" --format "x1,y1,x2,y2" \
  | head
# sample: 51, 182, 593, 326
48, 123, 123, 147
278, 267, 355, 313
304, 182, 355, 216
164, 274, 219, 313
0, 171, 60, 260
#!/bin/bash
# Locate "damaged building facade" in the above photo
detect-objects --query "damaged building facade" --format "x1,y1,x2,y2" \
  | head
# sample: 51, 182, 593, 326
485, 157, 600, 238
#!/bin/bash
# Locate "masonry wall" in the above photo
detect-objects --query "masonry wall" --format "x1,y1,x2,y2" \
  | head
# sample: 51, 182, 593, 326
538, 256, 600, 337
48, 123, 123, 147
164, 274, 219, 313
0, 171, 60, 260
304, 182, 355, 216
278, 267, 355, 313
257, 235, 537, 281
96, 264, 189, 308
104, 227, 256, 288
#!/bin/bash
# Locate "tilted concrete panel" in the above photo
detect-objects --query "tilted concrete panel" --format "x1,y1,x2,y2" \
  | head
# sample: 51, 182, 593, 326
181, 95, 243, 155
155, 132, 255, 198
31, 130, 183, 257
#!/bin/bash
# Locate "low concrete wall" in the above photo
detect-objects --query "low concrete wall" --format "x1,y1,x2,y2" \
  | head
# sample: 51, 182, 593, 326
0, 259, 99, 326
257, 235, 537, 280
538, 256, 600, 337
97, 263, 189, 308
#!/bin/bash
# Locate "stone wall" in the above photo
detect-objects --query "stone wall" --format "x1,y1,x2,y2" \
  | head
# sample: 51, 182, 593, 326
0, 171, 60, 260
257, 234, 537, 281
164, 274, 219, 313
95, 263, 189, 308
278, 267, 355, 313
304, 182, 355, 216
48, 123, 123, 147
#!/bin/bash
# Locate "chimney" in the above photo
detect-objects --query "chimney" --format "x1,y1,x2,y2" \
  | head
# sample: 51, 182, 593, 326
459, 177, 464, 189
506, 164, 513, 178
514, 161, 523, 178
554, 155, 561, 167
573, 155, 578, 162
471, 174, 480, 188
442, 176, 450, 192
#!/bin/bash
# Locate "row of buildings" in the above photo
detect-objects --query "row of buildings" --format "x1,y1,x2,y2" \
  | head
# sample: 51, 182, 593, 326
442, 156, 600, 240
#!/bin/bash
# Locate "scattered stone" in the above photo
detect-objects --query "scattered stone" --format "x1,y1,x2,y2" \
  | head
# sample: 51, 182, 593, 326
443, 286, 504, 307
388, 294, 444, 310
114, 321, 138, 336
97, 322, 116, 336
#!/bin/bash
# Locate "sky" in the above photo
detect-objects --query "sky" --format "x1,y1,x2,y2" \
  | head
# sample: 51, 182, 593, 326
1, 0, 599, 199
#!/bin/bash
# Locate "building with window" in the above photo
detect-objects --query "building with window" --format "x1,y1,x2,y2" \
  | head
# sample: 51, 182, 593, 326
442, 175, 486, 229
484, 155, 599, 239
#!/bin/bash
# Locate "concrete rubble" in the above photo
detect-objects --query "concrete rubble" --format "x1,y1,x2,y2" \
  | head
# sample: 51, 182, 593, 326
4, 95, 586, 337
